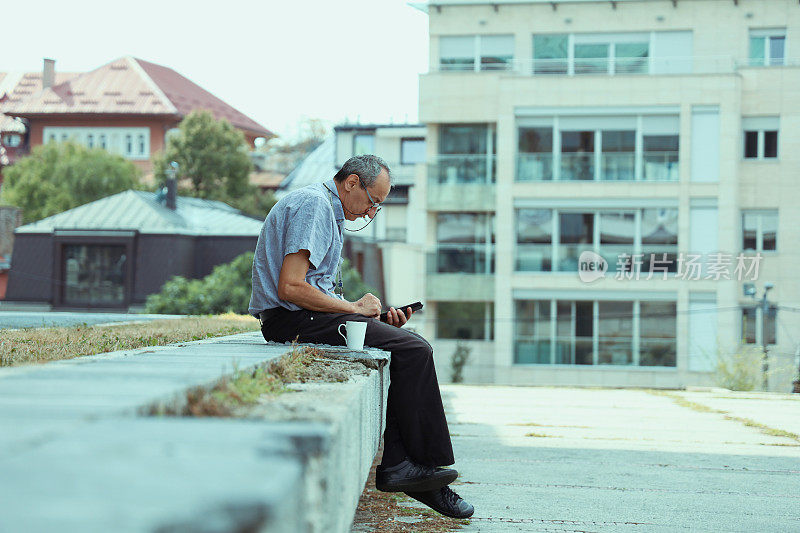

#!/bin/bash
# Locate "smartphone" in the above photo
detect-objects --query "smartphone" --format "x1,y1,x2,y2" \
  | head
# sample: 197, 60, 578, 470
379, 301, 423, 322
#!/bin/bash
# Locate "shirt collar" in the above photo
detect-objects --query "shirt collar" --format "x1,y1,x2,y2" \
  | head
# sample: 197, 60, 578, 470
323, 179, 345, 222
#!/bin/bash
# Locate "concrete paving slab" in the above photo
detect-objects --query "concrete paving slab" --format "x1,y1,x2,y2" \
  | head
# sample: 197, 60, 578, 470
438, 385, 800, 532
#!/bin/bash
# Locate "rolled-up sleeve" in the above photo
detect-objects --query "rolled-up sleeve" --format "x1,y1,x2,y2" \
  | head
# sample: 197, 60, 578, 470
283, 195, 332, 269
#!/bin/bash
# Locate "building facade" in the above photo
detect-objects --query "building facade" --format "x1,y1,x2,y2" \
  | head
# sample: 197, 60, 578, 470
414, 0, 800, 391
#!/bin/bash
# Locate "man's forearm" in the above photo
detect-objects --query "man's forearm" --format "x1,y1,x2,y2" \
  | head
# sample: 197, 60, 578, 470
281, 281, 357, 314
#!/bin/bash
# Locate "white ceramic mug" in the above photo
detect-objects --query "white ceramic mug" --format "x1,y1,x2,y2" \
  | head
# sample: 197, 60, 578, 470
338, 321, 368, 351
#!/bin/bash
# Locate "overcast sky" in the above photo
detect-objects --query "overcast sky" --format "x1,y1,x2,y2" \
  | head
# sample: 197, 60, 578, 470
3, 0, 430, 141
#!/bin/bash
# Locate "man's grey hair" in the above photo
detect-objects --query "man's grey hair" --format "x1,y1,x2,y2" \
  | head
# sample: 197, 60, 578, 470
333, 154, 391, 187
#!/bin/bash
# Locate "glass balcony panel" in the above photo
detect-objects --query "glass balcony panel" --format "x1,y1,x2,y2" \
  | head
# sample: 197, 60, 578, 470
574, 44, 609, 74
642, 151, 679, 181
429, 155, 495, 184
516, 153, 553, 181
516, 244, 552, 272
554, 337, 573, 364
601, 152, 635, 180
560, 153, 594, 180
427, 244, 495, 274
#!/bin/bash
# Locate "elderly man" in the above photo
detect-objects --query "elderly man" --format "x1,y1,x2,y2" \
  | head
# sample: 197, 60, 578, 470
249, 154, 473, 519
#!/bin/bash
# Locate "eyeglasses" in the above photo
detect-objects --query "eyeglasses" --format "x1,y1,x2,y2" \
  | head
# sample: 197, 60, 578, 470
358, 176, 382, 217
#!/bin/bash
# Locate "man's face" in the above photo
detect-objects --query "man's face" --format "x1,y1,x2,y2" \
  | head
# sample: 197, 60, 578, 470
344, 169, 390, 221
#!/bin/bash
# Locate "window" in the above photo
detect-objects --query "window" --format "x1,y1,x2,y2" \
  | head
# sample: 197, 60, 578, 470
138, 134, 146, 156
352, 133, 374, 156
439, 35, 514, 72
601, 130, 635, 181
41, 127, 149, 159
516, 209, 552, 271
749, 29, 786, 66
435, 124, 495, 184
400, 138, 425, 165
742, 210, 777, 252
517, 127, 553, 181
125, 134, 133, 155
436, 302, 494, 340
743, 117, 779, 160
533, 34, 568, 74
742, 306, 777, 345
99, 134, 107, 149
62, 244, 127, 305
640, 301, 677, 366
440, 36, 475, 71
535, 33, 649, 76
514, 298, 677, 366
434, 213, 495, 274
560, 131, 594, 180
3, 134, 22, 147
515, 208, 679, 273
87, 134, 94, 148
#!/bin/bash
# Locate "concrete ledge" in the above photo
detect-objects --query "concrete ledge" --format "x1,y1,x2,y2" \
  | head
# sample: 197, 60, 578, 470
0, 332, 390, 533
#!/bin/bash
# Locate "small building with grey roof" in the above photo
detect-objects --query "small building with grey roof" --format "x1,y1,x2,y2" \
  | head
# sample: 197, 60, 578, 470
5, 189, 262, 310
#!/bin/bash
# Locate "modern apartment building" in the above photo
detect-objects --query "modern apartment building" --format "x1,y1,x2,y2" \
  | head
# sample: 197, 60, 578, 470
412, 0, 800, 391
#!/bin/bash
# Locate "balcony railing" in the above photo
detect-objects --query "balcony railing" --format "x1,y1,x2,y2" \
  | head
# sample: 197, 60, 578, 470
516, 153, 553, 181
427, 243, 495, 274
428, 154, 496, 184
516, 151, 679, 182
431, 55, 788, 76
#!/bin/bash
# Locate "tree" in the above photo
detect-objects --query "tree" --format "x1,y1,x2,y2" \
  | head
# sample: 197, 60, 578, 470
341, 258, 380, 302
1, 142, 140, 223
152, 110, 252, 199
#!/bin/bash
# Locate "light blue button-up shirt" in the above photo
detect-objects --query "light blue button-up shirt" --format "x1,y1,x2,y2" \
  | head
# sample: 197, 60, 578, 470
248, 179, 345, 315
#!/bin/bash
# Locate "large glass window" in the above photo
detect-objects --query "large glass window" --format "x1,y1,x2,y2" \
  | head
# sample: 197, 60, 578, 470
641, 208, 678, 273
435, 124, 494, 184
640, 302, 677, 366
440, 36, 475, 71
516, 209, 552, 272
515, 208, 678, 274
615, 42, 649, 73
480, 35, 514, 70
599, 211, 635, 270
558, 212, 594, 272
515, 298, 676, 367
434, 213, 495, 274
601, 130, 635, 180
598, 301, 633, 365
560, 131, 594, 180
437, 302, 494, 340
63, 244, 127, 305
517, 127, 553, 181
533, 34, 568, 74
515, 300, 551, 363
440, 35, 514, 71
642, 134, 679, 181
742, 210, 778, 252
749, 30, 786, 66
353, 134, 375, 156
401, 138, 426, 165
575, 43, 609, 74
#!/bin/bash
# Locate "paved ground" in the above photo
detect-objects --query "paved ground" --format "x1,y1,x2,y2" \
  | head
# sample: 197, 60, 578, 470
397, 386, 800, 532
0, 311, 182, 329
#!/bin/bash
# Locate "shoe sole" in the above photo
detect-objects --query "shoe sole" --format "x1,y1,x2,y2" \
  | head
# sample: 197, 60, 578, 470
375, 469, 458, 493
403, 492, 475, 519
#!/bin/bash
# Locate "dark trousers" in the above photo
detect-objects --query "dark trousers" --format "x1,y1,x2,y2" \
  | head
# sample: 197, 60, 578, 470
259, 307, 455, 467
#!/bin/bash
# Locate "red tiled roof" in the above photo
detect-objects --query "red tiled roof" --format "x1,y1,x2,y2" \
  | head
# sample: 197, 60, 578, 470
2, 57, 273, 138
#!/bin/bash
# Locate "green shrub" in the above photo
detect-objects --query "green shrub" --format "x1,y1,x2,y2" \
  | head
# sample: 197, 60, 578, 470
145, 252, 254, 315
714, 345, 764, 391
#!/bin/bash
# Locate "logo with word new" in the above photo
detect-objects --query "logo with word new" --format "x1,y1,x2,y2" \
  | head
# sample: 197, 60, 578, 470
578, 251, 608, 283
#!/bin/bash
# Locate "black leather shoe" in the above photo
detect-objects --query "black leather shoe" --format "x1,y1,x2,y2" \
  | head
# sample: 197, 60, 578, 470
375, 459, 458, 492
404, 486, 474, 519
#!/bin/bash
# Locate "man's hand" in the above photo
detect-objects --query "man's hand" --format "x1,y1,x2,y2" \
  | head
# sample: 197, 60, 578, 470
385, 306, 413, 328
353, 293, 381, 318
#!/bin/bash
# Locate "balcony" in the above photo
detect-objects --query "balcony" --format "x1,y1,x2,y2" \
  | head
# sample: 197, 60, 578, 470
428, 155, 496, 211
516, 151, 679, 182
425, 243, 495, 300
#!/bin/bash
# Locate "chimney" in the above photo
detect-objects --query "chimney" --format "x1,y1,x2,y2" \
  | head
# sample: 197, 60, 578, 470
166, 178, 177, 210
42, 58, 55, 90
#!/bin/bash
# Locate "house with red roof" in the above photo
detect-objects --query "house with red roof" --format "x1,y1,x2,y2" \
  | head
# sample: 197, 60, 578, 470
0, 57, 274, 180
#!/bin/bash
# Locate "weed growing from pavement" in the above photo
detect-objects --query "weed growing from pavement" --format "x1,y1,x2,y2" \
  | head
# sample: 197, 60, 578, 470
0, 313, 259, 367
147, 343, 357, 417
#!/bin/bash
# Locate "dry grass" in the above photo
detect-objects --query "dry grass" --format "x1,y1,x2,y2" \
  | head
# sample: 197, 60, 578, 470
148, 344, 357, 417
0, 313, 259, 367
